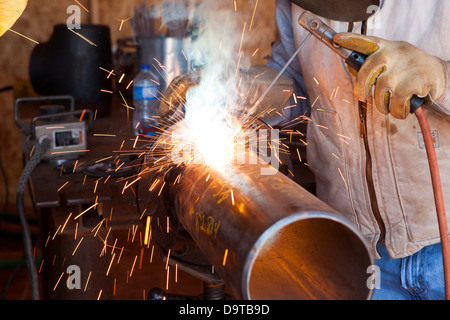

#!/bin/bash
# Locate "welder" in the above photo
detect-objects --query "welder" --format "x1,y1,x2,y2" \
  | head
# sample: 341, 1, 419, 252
268, 0, 450, 300
161, 0, 450, 300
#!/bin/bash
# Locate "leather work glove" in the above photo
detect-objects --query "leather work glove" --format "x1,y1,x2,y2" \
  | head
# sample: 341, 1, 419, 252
159, 69, 201, 122
159, 65, 293, 124
0, 0, 28, 37
334, 32, 449, 119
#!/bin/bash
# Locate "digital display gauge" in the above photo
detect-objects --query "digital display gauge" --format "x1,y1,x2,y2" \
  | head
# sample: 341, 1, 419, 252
35, 120, 88, 161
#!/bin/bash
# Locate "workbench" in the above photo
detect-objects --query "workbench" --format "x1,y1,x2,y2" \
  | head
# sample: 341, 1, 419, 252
29, 97, 203, 299
28, 95, 315, 300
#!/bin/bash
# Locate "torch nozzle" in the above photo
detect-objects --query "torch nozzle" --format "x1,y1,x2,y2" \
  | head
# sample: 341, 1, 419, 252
298, 11, 367, 72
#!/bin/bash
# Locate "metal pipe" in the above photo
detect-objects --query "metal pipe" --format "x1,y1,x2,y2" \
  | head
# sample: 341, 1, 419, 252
152, 163, 374, 300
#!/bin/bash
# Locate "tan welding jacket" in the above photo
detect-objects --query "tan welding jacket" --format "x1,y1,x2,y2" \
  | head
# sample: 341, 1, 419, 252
290, 1, 450, 258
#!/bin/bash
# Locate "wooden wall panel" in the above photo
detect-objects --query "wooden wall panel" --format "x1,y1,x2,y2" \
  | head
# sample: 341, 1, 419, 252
0, 0, 278, 211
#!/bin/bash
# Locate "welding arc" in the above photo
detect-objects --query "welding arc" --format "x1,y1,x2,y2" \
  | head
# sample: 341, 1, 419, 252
414, 107, 450, 300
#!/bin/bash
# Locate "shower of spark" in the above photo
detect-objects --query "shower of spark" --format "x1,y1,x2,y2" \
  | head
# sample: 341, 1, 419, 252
148, 2, 281, 174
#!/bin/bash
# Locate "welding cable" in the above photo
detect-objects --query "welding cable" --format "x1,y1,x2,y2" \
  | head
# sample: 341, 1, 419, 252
414, 107, 450, 300
16, 137, 51, 300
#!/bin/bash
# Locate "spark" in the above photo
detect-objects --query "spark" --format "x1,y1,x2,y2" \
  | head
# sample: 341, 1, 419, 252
115, 162, 125, 172
150, 245, 155, 263
249, 0, 259, 31
337, 133, 352, 140
166, 266, 170, 290
52, 225, 61, 240
139, 248, 144, 270
119, 91, 132, 109
74, 0, 89, 12
91, 218, 104, 236
93, 133, 117, 137
222, 249, 229, 266
72, 237, 84, 255
53, 272, 65, 291
337, 168, 348, 190
117, 246, 124, 264
106, 253, 115, 276
74, 202, 98, 220
296, 148, 302, 162
144, 216, 151, 245
8, 29, 39, 44
230, 189, 235, 205
158, 181, 166, 196
310, 96, 320, 109
129, 255, 138, 277
118, 17, 132, 31
99, 67, 115, 75
60, 212, 72, 233
181, 50, 188, 61
84, 271, 92, 291
122, 176, 141, 194
93, 178, 101, 193
57, 181, 69, 192
79, 109, 86, 121
111, 238, 118, 255
68, 27, 97, 46
165, 249, 171, 270
51, 150, 90, 155
95, 155, 112, 163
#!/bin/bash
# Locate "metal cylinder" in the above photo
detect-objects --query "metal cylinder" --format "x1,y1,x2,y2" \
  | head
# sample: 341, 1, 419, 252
168, 163, 374, 300
137, 36, 191, 91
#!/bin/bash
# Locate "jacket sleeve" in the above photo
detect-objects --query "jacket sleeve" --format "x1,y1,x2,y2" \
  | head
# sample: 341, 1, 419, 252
266, 0, 311, 121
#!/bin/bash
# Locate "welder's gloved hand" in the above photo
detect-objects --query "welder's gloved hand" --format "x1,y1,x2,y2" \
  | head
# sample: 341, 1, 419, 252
0, 0, 28, 37
159, 65, 294, 123
237, 65, 294, 120
334, 32, 448, 119
159, 69, 201, 123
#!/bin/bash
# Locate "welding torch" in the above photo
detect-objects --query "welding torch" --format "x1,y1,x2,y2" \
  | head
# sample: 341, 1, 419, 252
298, 10, 450, 299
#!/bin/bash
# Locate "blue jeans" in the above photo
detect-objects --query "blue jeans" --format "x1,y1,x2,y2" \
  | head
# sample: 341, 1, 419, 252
371, 243, 445, 300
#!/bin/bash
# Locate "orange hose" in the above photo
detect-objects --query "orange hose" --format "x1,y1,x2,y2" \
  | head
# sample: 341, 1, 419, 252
414, 107, 450, 300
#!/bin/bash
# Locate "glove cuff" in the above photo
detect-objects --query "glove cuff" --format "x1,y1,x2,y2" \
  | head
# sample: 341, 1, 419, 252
431, 60, 450, 114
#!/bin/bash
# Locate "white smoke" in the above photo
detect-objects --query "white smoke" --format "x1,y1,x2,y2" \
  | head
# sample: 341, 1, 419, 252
158, 1, 279, 174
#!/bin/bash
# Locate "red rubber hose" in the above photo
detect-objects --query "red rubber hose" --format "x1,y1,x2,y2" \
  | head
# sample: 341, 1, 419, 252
414, 107, 450, 300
